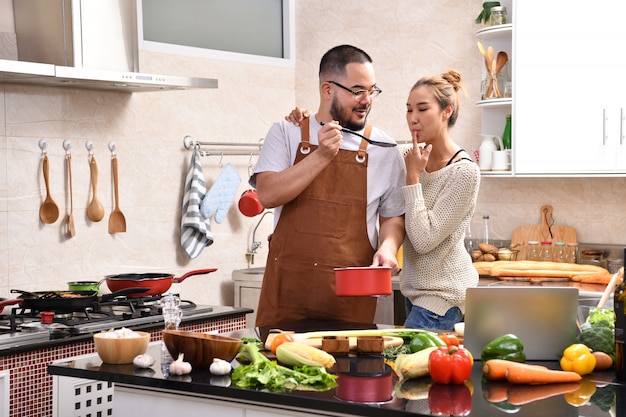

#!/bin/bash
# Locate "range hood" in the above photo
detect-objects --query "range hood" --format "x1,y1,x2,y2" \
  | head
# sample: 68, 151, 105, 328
0, 59, 217, 92
2, 0, 217, 93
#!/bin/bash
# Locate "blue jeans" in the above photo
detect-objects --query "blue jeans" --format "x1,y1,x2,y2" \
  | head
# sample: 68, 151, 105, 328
404, 298, 463, 331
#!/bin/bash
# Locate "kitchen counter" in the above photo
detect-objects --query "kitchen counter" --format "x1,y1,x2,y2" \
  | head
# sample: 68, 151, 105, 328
48, 320, 625, 417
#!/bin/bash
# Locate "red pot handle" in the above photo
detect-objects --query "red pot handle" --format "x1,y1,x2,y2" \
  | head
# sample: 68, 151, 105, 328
173, 268, 218, 283
0, 298, 24, 314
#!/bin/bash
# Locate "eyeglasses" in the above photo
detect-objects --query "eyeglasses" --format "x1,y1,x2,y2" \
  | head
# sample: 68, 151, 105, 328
328, 81, 382, 100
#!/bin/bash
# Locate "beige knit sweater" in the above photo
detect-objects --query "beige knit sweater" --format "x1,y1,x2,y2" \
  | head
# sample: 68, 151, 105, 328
400, 159, 481, 316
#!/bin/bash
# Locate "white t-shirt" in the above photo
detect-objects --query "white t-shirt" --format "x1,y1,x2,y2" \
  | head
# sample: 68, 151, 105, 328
251, 114, 406, 248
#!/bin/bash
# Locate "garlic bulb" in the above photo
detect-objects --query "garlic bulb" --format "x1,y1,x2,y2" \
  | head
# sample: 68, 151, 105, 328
209, 358, 231, 376
133, 354, 155, 369
169, 353, 192, 375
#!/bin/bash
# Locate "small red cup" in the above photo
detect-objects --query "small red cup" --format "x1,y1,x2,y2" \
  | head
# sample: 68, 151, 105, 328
238, 189, 264, 217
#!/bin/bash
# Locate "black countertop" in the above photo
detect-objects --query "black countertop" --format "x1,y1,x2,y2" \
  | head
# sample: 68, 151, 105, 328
48, 320, 625, 417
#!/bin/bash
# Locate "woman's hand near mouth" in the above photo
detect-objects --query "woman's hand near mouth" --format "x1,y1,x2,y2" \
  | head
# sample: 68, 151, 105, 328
404, 130, 431, 185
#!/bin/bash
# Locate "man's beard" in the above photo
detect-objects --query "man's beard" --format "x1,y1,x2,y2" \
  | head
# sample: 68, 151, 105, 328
330, 97, 369, 131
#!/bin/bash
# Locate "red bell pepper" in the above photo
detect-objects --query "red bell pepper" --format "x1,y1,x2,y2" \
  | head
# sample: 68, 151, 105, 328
428, 346, 473, 384
428, 383, 472, 416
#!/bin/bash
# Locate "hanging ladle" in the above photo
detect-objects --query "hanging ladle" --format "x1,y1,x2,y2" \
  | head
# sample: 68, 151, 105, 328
39, 139, 60, 224
108, 142, 126, 233
86, 142, 105, 222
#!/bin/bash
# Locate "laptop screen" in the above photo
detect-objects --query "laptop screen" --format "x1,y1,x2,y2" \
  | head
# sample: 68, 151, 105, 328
463, 286, 579, 361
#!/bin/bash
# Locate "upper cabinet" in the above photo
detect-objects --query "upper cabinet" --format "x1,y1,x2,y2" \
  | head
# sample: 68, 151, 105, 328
477, 0, 626, 176
514, 0, 625, 175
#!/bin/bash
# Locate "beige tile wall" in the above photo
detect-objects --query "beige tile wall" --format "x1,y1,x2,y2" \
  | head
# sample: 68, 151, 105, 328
0, 1, 624, 306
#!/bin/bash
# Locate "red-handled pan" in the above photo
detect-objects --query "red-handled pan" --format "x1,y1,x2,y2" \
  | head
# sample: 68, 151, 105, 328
0, 298, 24, 313
105, 268, 218, 297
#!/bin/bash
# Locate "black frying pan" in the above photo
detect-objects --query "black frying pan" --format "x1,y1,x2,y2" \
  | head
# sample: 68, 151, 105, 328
10, 287, 149, 312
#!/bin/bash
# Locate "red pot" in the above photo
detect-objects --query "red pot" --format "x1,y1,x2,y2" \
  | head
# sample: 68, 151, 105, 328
335, 357, 393, 403
334, 266, 392, 297
105, 268, 217, 297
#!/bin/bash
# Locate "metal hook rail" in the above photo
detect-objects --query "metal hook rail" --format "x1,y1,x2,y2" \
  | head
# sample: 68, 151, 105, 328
183, 135, 264, 156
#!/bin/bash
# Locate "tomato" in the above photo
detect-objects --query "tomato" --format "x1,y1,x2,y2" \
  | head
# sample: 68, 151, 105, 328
439, 334, 460, 347
270, 333, 294, 355
428, 346, 473, 384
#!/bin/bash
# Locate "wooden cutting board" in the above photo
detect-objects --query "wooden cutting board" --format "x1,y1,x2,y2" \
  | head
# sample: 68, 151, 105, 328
510, 205, 577, 261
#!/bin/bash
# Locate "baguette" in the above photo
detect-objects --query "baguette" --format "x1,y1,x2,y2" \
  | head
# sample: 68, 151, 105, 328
473, 260, 609, 279
570, 272, 614, 285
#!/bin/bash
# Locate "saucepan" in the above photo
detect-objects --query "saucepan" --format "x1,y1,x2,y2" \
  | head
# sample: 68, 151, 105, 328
105, 268, 218, 297
67, 278, 106, 292
334, 266, 392, 297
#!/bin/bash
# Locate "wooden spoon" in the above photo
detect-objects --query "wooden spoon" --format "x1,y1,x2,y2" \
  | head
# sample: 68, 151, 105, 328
66, 154, 76, 236
39, 155, 60, 224
87, 155, 105, 222
477, 41, 491, 72
108, 156, 126, 233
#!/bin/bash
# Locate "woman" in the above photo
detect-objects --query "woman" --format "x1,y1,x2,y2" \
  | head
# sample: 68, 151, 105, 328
401, 69, 480, 330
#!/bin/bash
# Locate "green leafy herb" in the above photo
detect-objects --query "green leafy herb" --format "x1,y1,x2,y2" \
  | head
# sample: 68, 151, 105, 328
232, 341, 338, 392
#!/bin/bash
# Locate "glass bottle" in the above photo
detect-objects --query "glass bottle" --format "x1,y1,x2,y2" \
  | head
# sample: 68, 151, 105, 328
482, 215, 490, 245
527, 241, 540, 261
502, 115, 512, 150
565, 242, 579, 263
489, 6, 507, 26
540, 241, 553, 262
614, 247, 626, 380
553, 242, 567, 263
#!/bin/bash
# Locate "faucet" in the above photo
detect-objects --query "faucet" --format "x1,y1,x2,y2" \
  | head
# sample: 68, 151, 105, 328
246, 210, 273, 266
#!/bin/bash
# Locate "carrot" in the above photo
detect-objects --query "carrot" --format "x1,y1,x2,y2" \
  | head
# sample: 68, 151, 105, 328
507, 382, 582, 405
483, 380, 511, 403
483, 359, 547, 381
505, 363, 582, 384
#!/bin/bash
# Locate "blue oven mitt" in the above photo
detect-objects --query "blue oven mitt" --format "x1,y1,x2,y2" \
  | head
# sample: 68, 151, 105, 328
201, 163, 242, 223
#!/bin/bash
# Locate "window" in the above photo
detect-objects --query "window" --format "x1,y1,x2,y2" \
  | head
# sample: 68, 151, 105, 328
137, 0, 294, 67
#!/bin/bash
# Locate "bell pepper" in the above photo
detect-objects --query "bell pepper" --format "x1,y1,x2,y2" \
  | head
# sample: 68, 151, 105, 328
409, 332, 447, 353
428, 346, 473, 384
560, 343, 596, 376
428, 383, 472, 416
481, 334, 526, 363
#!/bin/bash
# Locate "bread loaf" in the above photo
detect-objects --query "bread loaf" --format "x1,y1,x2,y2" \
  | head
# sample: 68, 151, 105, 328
473, 260, 609, 279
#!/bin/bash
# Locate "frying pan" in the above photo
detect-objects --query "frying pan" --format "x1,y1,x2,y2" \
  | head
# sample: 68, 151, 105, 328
105, 268, 217, 297
10, 287, 149, 312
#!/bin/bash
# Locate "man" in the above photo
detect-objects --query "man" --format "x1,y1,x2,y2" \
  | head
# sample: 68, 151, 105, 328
250, 45, 405, 327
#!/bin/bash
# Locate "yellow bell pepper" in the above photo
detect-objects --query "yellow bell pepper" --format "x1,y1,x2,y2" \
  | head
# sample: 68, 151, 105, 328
560, 344, 596, 376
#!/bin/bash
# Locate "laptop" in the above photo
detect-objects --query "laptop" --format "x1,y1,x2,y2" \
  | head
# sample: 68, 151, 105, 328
463, 286, 579, 361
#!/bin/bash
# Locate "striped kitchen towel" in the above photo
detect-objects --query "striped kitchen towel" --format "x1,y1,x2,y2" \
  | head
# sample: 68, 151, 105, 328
180, 150, 214, 259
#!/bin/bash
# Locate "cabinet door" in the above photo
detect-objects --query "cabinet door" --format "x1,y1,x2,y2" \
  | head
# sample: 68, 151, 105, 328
514, 0, 623, 174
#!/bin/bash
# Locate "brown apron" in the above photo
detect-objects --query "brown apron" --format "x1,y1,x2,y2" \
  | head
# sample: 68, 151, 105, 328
255, 117, 377, 327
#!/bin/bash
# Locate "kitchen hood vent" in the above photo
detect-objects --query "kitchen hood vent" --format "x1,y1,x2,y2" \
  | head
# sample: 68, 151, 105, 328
3, 1, 217, 92
0, 59, 217, 92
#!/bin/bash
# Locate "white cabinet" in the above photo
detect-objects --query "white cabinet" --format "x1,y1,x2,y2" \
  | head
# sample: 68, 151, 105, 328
0, 370, 9, 416
513, 0, 626, 174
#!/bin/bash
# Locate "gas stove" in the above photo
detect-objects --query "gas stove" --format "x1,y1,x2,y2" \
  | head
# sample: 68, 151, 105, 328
0, 293, 214, 342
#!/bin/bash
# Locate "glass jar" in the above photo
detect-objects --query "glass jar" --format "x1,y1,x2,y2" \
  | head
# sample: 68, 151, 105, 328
527, 241, 541, 261
489, 6, 507, 26
553, 242, 567, 263
540, 241, 553, 262
565, 242, 579, 263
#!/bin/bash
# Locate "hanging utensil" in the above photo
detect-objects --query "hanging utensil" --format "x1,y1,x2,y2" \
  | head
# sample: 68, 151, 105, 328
39, 154, 60, 224
108, 143, 126, 233
64, 141, 76, 236
86, 142, 105, 222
